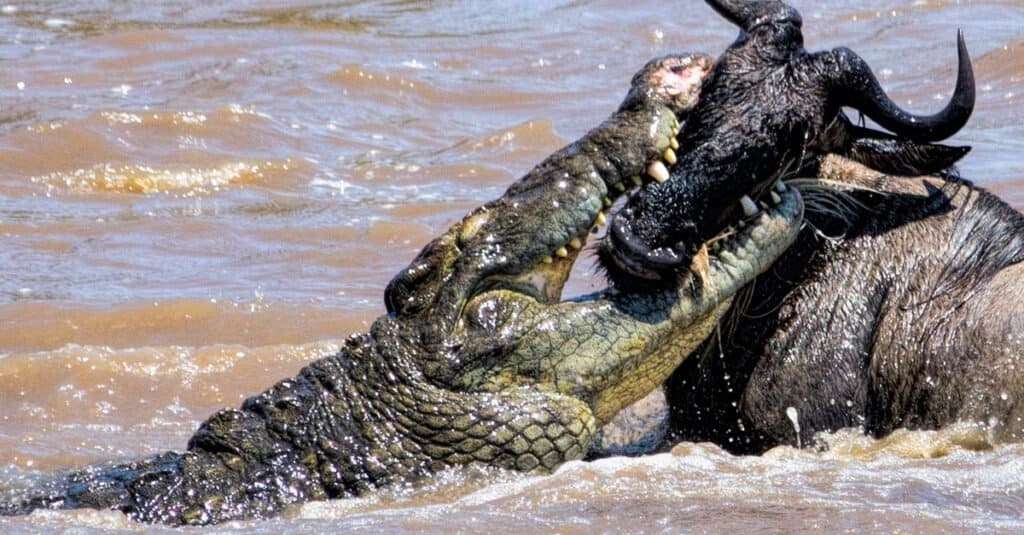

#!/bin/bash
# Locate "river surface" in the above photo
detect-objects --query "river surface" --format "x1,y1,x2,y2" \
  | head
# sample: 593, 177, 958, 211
0, 0, 1022, 533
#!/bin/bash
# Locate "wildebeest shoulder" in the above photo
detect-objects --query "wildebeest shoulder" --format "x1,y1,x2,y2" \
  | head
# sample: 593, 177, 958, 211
665, 155, 1024, 453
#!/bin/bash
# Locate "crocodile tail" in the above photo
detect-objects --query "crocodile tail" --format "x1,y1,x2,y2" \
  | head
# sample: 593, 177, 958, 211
0, 450, 189, 521
1, 407, 322, 525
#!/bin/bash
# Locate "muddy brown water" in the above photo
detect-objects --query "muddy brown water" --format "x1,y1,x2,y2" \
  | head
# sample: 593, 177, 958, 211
0, 1, 1022, 533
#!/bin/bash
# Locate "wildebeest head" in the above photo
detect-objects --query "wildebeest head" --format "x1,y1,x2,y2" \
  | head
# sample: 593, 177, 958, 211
599, 0, 975, 284
708, 0, 974, 140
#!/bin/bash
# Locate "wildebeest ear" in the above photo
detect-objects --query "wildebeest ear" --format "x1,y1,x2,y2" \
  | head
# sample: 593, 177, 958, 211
847, 137, 971, 176
821, 113, 971, 176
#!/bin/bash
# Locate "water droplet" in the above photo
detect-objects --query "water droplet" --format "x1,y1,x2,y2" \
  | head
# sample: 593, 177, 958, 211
786, 406, 801, 448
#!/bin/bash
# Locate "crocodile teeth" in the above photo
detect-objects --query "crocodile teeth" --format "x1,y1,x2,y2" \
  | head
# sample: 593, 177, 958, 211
555, 246, 569, 258
648, 161, 670, 183
631, 175, 643, 186
669, 137, 679, 150
775, 180, 787, 192
740, 195, 758, 217
603, 197, 612, 208
568, 237, 582, 249
613, 181, 626, 192
770, 191, 782, 204
542, 255, 553, 264
663, 148, 677, 165
595, 211, 607, 226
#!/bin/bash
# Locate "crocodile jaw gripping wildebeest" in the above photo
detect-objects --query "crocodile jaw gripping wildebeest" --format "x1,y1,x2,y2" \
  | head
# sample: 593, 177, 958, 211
665, 155, 1024, 453
1, 54, 804, 525
600, 0, 975, 282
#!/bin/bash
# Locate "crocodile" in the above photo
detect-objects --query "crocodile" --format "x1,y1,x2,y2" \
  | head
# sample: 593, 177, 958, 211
1, 53, 804, 525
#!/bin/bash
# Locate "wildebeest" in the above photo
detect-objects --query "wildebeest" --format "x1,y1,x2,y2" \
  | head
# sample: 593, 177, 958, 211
665, 154, 1024, 453
599, 0, 1022, 452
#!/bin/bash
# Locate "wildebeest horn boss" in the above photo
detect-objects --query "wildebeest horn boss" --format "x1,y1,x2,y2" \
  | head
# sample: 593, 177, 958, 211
600, 0, 976, 283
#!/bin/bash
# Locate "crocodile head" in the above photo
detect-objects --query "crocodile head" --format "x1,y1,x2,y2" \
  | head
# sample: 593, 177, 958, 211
385, 53, 713, 333
384, 53, 805, 424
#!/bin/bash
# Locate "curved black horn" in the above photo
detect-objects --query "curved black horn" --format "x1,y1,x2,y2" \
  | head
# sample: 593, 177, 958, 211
705, 0, 752, 28
837, 31, 975, 142
705, 0, 801, 31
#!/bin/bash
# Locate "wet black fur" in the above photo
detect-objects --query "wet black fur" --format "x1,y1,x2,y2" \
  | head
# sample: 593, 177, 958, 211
664, 170, 1024, 453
